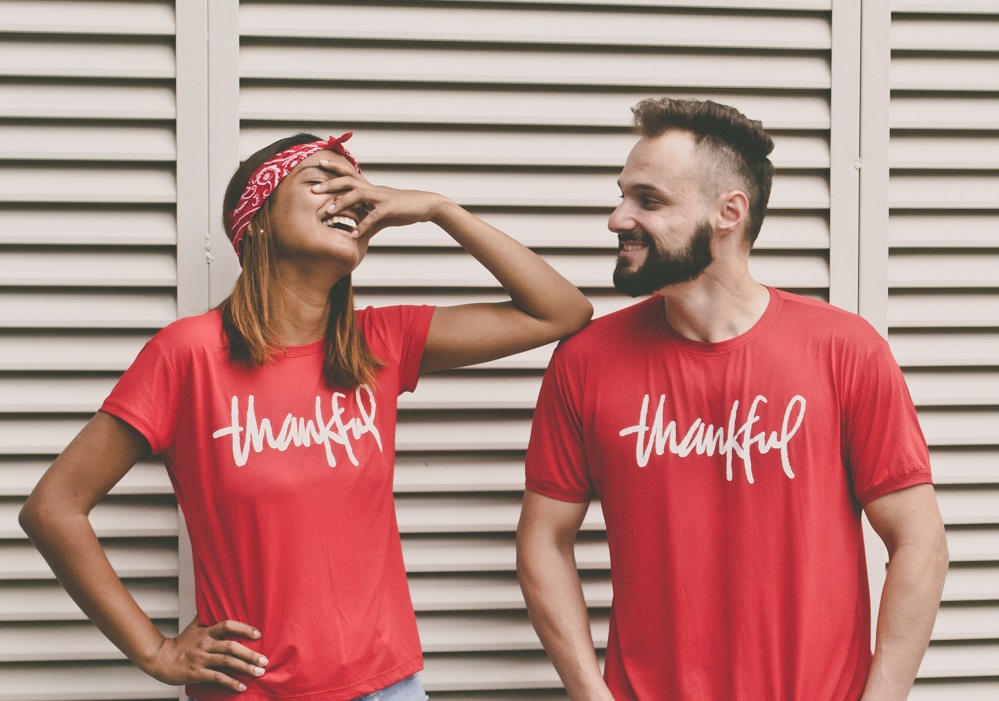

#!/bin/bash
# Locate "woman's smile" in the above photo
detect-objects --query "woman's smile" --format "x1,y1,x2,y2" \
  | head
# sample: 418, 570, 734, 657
321, 214, 357, 233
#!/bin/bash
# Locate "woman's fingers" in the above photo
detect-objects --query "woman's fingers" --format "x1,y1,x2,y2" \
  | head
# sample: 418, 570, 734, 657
318, 158, 370, 182
309, 166, 449, 237
312, 175, 381, 234
151, 618, 267, 691
311, 174, 363, 196
204, 651, 267, 679
207, 618, 261, 642
322, 190, 379, 237
325, 188, 369, 214
211, 636, 269, 667
195, 666, 249, 693
184, 627, 266, 692
205, 619, 268, 670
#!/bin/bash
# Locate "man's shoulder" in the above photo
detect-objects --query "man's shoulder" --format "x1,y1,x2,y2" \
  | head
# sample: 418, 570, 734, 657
773, 288, 883, 344
557, 297, 658, 354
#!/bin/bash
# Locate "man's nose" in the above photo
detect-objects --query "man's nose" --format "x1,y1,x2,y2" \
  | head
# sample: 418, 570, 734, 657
608, 201, 633, 234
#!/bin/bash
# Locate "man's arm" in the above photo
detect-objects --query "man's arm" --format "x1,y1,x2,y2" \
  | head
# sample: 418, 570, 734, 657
861, 483, 949, 701
517, 489, 614, 701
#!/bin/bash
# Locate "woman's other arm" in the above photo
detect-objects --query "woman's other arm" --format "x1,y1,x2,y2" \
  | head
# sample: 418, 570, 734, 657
19, 412, 266, 692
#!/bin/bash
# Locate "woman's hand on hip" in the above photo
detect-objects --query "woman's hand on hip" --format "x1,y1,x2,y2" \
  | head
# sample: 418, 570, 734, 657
145, 617, 267, 692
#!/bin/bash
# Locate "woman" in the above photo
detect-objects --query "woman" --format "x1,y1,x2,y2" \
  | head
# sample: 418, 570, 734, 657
19, 133, 592, 700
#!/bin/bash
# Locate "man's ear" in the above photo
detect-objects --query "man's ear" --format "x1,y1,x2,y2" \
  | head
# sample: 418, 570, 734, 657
715, 190, 750, 239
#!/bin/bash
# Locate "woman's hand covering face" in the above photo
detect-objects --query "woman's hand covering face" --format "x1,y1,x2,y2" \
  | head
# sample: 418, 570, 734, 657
311, 159, 449, 240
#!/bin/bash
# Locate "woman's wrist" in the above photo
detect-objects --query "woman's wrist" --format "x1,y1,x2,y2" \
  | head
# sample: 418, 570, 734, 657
428, 195, 463, 228
131, 631, 169, 677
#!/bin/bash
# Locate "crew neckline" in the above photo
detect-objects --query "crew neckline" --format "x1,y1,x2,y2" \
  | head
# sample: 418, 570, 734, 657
647, 285, 782, 356
280, 337, 326, 357
210, 309, 326, 358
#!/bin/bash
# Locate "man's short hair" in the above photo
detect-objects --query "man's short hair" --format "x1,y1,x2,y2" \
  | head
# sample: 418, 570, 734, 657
632, 98, 775, 245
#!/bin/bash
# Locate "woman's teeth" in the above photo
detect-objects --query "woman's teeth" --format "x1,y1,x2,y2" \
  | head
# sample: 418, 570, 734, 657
323, 215, 357, 232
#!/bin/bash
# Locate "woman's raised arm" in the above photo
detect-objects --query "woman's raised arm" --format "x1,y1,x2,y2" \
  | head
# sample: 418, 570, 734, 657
316, 161, 594, 371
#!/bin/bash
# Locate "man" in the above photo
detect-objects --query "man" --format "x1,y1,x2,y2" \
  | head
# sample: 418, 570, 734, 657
517, 98, 949, 700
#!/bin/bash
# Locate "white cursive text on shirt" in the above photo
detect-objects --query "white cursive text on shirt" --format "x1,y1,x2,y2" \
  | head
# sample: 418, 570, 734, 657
618, 394, 806, 484
212, 386, 382, 468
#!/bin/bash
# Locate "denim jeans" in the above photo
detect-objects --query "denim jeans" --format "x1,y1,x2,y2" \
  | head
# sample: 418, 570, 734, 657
188, 673, 428, 701
351, 674, 428, 701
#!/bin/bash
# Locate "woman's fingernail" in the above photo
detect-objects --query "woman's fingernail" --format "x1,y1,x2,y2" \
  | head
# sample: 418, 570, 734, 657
253, 666, 265, 676
311, 184, 321, 191
259, 656, 268, 666
252, 629, 261, 639
238, 683, 247, 691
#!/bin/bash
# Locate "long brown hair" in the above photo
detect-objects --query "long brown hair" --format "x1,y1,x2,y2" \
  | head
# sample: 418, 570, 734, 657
219, 133, 382, 388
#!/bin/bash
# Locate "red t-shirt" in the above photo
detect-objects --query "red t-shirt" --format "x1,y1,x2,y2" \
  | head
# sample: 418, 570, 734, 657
101, 305, 435, 701
525, 288, 932, 701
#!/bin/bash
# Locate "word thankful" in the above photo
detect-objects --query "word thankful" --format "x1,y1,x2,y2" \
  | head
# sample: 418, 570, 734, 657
618, 393, 807, 484
212, 387, 382, 468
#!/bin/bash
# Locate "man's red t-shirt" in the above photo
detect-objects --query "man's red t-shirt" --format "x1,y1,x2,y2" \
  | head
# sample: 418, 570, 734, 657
525, 289, 932, 700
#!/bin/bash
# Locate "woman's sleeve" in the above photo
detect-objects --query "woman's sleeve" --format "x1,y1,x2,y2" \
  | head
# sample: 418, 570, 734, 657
366, 305, 436, 395
99, 337, 181, 456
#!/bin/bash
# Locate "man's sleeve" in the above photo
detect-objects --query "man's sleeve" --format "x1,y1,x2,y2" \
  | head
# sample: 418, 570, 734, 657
525, 343, 594, 503
845, 336, 933, 506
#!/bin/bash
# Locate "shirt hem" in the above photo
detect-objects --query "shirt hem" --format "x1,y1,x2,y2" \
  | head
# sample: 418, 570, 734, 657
401, 305, 436, 394
98, 402, 163, 455
187, 654, 424, 701
525, 480, 592, 504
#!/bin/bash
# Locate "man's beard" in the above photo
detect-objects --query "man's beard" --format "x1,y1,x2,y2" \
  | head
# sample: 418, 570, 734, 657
613, 220, 714, 297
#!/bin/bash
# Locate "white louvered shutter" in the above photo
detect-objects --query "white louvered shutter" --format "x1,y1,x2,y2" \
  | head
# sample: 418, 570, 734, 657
238, 1, 841, 697
888, 3, 999, 698
0, 1, 179, 698
4, 0, 996, 699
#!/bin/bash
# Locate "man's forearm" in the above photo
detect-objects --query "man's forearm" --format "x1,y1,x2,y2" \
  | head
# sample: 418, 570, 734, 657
861, 536, 949, 700
518, 539, 614, 700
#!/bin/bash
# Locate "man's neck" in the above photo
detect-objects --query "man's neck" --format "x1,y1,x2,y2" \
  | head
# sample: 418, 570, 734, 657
656, 271, 771, 344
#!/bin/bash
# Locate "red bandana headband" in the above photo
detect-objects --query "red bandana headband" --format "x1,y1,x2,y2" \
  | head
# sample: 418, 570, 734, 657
227, 133, 361, 260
